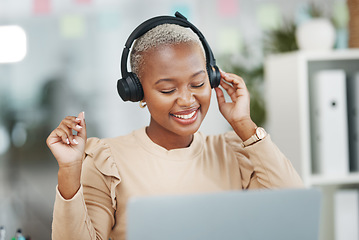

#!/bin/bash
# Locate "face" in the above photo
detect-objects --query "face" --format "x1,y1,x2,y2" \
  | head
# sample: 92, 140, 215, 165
140, 42, 212, 139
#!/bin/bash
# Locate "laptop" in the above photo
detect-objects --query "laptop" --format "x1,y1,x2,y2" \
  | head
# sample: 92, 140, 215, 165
126, 188, 321, 240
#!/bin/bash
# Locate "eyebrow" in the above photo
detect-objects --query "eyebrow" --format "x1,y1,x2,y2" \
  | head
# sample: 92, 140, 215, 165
154, 70, 206, 85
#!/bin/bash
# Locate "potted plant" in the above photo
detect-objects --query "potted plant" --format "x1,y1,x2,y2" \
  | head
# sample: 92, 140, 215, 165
295, 2, 336, 51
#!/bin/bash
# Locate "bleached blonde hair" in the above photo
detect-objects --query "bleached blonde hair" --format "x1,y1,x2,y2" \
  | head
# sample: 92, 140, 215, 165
129, 23, 205, 78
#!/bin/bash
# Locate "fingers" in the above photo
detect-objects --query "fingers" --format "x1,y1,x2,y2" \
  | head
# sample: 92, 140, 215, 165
220, 70, 246, 90
214, 87, 226, 107
59, 117, 81, 145
76, 111, 87, 140
217, 70, 249, 102
49, 112, 86, 146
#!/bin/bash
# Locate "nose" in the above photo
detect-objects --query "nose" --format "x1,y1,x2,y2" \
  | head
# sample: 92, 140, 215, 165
176, 88, 195, 107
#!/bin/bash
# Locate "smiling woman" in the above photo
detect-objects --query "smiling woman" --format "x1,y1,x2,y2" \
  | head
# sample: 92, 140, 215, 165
141, 43, 211, 149
0, 25, 27, 63
47, 12, 304, 240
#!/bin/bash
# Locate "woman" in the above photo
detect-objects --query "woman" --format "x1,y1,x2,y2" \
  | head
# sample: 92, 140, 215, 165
47, 21, 303, 240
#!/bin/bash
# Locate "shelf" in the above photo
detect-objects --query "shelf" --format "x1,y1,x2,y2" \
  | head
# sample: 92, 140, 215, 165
310, 173, 359, 186
273, 49, 359, 61
265, 50, 359, 240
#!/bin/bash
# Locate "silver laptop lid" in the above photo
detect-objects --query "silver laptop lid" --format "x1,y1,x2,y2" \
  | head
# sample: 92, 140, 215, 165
127, 188, 321, 240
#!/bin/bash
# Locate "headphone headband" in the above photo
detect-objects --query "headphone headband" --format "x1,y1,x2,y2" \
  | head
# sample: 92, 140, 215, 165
118, 11, 221, 102
121, 12, 216, 79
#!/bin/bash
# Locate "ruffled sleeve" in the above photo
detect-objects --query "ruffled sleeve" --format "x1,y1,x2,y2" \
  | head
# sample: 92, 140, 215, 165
223, 131, 303, 189
224, 131, 254, 189
52, 137, 122, 240
84, 137, 122, 210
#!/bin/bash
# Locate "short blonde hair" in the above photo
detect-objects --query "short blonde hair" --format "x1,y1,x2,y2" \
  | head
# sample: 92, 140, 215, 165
130, 24, 204, 78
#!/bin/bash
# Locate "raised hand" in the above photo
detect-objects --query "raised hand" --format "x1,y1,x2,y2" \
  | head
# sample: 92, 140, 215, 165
46, 111, 86, 199
215, 70, 257, 141
47, 112, 87, 166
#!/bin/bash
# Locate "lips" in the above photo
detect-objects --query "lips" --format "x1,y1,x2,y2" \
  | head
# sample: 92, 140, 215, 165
170, 108, 199, 124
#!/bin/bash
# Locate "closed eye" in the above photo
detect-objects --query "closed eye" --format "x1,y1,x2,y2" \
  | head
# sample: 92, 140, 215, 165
160, 89, 176, 94
192, 82, 205, 88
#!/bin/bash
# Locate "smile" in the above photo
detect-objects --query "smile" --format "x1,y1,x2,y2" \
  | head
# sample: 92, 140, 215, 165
172, 111, 196, 120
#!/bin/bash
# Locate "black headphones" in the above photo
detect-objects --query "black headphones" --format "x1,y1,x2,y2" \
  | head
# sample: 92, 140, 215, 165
117, 11, 221, 102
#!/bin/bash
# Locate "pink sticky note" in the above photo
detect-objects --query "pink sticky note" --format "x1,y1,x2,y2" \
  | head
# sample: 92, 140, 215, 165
33, 0, 51, 14
217, 0, 239, 17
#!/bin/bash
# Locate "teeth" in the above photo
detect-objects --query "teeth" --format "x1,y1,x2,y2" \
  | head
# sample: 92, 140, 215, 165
173, 111, 196, 119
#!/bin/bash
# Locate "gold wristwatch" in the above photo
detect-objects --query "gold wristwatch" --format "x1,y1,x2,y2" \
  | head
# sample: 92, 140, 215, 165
241, 127, 267, 147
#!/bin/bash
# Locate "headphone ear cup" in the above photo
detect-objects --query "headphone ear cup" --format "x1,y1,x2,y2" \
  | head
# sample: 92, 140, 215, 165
207, 65, 221, 88
117, 72, 144, 102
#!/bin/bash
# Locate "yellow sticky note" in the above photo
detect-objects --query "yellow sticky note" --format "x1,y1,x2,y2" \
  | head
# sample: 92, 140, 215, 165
218, 28, 243, 54
256, 3, 281, 30
60, 15, 86, 39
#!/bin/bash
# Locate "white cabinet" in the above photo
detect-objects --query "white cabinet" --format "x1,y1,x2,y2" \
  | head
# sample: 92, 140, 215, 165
265, 49, 359, 240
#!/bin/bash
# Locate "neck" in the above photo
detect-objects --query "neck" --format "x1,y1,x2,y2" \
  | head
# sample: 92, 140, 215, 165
146, 122, 194, 151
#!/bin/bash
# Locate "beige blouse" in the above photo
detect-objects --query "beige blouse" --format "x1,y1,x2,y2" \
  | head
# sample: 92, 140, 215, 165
52, 127, 303, 240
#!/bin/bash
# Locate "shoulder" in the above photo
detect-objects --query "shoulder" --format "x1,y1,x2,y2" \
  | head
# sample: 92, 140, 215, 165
83, 134, 133, 182
192, 131, 244, 161
83, 128, 143, 174
201, 131, 244, 150
84, 129, 138, 157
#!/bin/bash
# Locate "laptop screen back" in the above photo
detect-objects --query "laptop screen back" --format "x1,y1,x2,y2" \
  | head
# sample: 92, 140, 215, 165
127, 188, 321, 240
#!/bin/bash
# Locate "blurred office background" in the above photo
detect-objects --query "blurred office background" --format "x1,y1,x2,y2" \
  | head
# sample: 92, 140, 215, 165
0, 0, 354, 239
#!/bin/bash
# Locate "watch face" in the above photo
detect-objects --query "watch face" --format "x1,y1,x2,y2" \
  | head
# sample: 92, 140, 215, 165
256, 127, 267, 139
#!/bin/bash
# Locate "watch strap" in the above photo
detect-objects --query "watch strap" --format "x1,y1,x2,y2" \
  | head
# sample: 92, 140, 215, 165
241, 127, 266, 147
